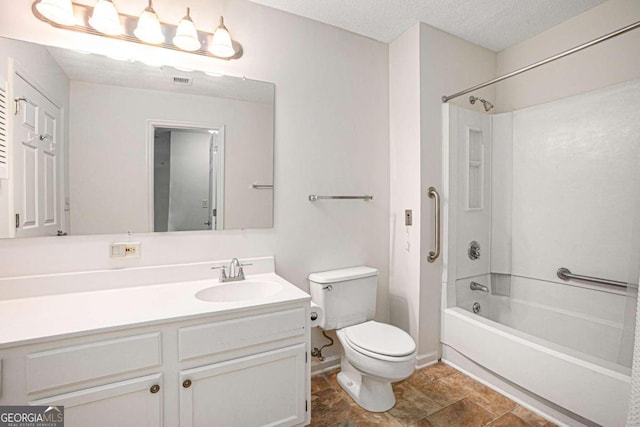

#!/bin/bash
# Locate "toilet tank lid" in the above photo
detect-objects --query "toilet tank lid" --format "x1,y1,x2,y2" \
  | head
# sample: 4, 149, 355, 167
308, 266, 378, 284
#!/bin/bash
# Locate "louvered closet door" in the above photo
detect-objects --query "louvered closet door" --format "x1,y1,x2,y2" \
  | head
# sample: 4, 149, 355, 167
13, 74, 61, 237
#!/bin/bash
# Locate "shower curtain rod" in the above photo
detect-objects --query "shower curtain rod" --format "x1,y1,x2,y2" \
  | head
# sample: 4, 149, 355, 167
441, 20, 640, 103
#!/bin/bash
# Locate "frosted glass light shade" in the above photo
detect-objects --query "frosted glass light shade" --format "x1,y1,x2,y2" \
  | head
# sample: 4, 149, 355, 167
173, 8, 200, 51
210, 16, 235, 58
88, 0, 122, 35
35, 0, 75, 26
134, 3, 164, 45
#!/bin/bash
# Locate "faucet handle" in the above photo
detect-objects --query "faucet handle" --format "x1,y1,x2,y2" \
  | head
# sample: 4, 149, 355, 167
238, 266, 245, 280
211, 265, 227, 279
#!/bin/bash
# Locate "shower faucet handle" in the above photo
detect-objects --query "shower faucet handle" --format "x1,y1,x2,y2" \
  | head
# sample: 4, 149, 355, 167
468, 241, 481, 260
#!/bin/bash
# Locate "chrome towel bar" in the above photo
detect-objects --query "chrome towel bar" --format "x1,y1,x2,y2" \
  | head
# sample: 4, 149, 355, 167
308, 195, 373, 201
556, 267, 628, 289
251, 184, 273, 189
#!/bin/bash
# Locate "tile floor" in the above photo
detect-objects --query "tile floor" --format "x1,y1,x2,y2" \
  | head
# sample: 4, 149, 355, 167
310, 363, 557, 427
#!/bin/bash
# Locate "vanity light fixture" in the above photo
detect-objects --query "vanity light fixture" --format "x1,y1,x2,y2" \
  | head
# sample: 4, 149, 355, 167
173, 7, 200, 52
88, 0, 122, 36
210, 16, 235, 58
134, 0, 165, 45
32, 1, 242, 60
34, 0, 75, 25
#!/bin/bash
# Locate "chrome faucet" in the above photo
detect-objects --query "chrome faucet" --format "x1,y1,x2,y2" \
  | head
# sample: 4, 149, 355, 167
470, 281, 489, 292
229, 258, 242, 280
212, 258, 251, 282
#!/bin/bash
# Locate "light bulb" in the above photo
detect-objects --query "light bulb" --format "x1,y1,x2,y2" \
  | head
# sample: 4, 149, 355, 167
209, 16, 235, 58
88, 0, 122, 36
35, 0, 75, 26
173, 7, 201, 52
134, 0, 164, 45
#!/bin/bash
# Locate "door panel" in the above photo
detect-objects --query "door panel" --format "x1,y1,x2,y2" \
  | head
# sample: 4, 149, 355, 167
31, 374, 162, 427
20, 141, 38, 229
43, 151, 56, 225
13, 73, 62, 237
180, 344, 306, 427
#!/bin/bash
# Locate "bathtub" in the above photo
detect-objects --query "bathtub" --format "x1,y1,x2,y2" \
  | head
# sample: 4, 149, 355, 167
442, 276, 633, 427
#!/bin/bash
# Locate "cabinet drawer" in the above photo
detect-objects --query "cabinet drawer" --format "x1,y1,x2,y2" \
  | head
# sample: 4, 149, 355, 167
27, 333, 161, 393
179, 308, 305, 361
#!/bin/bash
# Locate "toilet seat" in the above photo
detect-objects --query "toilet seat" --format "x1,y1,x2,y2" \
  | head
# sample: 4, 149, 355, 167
343, 321, 416, 361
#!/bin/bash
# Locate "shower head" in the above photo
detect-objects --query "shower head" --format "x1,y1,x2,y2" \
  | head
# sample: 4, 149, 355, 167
469, 95, 494, 112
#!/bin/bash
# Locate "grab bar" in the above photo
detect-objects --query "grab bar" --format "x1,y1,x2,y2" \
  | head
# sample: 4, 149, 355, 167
308, 195, 373, 201
427, 187, 440, 263
556, 267, 627, 289
251, 184, 273, 189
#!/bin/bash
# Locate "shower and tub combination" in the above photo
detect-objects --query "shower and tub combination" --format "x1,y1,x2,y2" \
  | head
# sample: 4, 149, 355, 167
435, 21, 640, 427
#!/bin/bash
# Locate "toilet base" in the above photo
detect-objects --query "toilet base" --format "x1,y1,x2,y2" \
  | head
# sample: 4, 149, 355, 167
337, 357, 396, 412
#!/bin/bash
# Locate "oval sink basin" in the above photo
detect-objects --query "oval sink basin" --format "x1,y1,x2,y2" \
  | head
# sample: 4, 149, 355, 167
195, 281, 283, 302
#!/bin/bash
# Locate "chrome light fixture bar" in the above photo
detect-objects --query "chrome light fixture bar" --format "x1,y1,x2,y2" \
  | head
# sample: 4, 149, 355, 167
32, 1, 243, 61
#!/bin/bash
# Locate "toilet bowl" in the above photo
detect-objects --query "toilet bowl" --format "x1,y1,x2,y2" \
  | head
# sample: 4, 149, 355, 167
309, 266, 417, 412
336, 321, 416, 411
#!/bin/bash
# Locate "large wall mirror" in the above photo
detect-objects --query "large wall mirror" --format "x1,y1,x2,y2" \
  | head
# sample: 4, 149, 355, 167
0, 36, 274, 238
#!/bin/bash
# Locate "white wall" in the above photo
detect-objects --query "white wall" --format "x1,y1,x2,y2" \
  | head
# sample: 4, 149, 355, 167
167, 131, 211, 232
496, 0, 640, 112
0, 1, 389, 361
224, 99, 273, 230
389, 24, 422, 354
389, 23, 496, 363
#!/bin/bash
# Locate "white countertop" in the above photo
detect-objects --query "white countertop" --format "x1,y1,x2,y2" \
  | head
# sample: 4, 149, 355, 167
0, 272, 310, 348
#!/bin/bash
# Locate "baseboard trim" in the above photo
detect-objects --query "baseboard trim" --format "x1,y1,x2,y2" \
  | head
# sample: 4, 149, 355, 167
311, 351, 441, 375
415, 351, 439, 369
311, 355, 341, 376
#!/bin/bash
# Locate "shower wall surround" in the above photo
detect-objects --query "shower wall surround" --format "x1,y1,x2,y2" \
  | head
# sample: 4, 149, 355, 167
507, 79, 640, 287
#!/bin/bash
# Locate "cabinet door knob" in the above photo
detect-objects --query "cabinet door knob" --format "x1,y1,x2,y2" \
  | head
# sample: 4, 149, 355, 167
183, 379, 192, 388
150, 384, 160, 394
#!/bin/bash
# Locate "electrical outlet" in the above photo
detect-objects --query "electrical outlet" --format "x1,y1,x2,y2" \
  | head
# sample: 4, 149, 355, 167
111, 242, 141, 259
202, 199, 208, 208
405, 209, 413, 226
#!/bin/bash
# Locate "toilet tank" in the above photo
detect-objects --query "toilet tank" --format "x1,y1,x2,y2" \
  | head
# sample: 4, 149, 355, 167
309, 266, 378, 330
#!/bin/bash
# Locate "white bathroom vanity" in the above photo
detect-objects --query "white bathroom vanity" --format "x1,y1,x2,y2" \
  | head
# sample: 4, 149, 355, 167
0, 257, 311, 427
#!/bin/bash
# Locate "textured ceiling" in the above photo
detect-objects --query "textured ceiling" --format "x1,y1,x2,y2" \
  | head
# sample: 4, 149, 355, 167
249, 0, 606, 51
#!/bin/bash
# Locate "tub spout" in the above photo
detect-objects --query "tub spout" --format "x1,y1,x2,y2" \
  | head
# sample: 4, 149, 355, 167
470, 281, 489, 292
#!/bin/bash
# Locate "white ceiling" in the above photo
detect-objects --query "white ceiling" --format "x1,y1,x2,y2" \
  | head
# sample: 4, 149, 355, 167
248, 0, 606, 51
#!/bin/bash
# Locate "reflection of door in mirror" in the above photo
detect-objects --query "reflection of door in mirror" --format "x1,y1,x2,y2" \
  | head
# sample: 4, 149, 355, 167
10, 71, 65, 238
152, 125, 224, 232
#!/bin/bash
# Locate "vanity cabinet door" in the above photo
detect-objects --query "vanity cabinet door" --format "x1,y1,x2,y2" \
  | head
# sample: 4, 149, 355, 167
180, 344, 306, 427
31, 374, 163, 427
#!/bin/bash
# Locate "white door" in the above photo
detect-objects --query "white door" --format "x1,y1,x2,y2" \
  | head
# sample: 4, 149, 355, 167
12, 73, 62, 237
179, 344, 307, 427
31, 374, 163, 427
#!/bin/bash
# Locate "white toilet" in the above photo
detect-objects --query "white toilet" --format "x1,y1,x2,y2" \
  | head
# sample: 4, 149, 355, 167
309, 266, 416, 412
